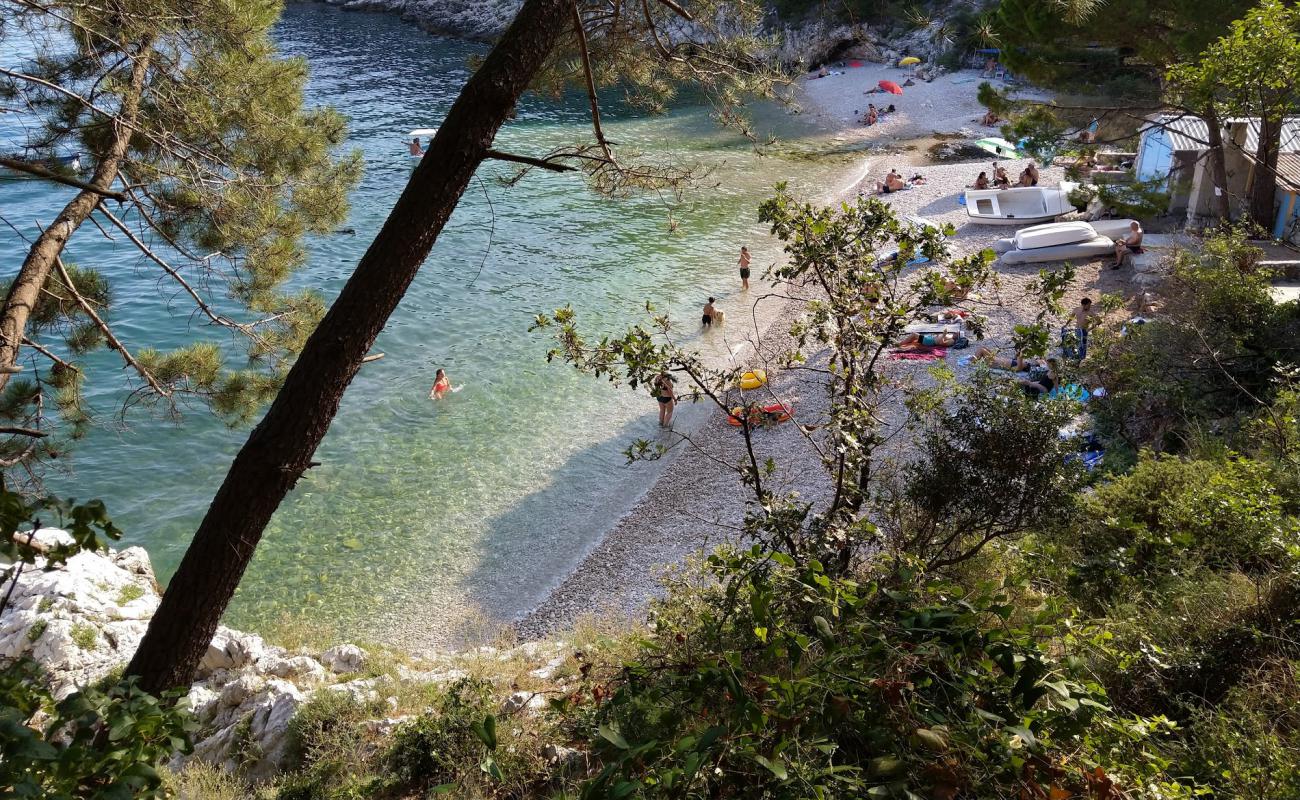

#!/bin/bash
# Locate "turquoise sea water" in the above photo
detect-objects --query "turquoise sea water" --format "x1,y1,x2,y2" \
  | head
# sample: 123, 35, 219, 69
1, 6, 867, 646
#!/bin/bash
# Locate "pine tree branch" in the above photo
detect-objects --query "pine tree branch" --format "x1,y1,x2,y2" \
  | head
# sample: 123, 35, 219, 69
483, 149, 578, 172
0, 426, 48, 438
21, 336, 79, 374
654, 0, 693, 20
571, 1, 616, 163
0, 156, 128, 201
53, 256, 172, 399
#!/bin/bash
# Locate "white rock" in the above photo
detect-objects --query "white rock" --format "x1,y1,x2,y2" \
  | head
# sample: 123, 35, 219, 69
529, 655, 566, 681
111, 547, 157, 584
321, 644, 367, 674
364, 714, 413, 736
183, 685, 221, 724
324, 677, 379, 704
265, 655, 329, 686
201, 627, 265, 673
220, 673, 264, 708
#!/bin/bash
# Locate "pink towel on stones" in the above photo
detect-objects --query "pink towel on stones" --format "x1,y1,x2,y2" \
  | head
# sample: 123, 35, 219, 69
888, 347, 949, 361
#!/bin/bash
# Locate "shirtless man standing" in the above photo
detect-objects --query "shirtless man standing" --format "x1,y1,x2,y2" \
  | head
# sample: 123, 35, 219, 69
738, 246, 752, 290
1071, 297, 1100, 361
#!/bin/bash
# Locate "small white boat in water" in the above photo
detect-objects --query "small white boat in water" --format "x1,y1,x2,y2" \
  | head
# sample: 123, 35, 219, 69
0, 151, 83, 180
407, 128, 439, 160
964, 182, 1079, 225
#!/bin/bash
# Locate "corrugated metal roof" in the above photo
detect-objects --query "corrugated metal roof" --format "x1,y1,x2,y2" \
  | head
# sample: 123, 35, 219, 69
1276, 153, 1300, 185
1141, 114, 1300, 153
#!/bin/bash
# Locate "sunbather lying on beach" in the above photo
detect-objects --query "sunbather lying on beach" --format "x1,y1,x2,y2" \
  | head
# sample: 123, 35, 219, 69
1018, 358, 1059, 399
898, 331, 958, 348
973, 346, 1030, 371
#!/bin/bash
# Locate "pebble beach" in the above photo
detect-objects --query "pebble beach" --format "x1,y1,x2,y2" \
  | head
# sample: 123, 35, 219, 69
516, 66, 1140, 640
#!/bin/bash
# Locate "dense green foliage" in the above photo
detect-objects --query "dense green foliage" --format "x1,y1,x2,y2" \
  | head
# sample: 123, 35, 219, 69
0, 491, 194, 798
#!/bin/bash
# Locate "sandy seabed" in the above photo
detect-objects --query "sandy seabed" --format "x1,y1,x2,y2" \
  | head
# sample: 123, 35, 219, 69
513, 67, 1139, 641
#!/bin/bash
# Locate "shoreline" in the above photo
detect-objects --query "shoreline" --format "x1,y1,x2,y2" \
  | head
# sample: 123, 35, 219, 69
516, 66, 1139, 640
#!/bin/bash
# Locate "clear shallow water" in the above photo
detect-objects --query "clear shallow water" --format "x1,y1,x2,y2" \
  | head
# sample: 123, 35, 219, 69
2, 6, 866, 646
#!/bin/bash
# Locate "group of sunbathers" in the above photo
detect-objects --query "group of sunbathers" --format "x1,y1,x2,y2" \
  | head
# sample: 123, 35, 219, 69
971, 161, 1038, 190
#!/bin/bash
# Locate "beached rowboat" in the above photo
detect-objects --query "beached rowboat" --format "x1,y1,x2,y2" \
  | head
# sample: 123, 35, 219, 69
964, 183, 1079, 225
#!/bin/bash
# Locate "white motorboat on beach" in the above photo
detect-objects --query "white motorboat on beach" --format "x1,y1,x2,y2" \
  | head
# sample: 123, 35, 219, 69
964, 182, 1079, 225
995, 218, 1138, 265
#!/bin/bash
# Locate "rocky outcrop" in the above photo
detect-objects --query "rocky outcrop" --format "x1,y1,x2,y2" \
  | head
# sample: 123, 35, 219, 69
1, 537, 574, 783
300, 0, 522, 41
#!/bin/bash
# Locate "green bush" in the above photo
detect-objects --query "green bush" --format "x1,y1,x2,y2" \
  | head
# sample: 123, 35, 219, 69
1091, 229, 1300, 451
275, 690, 383, 800
576, 548, 1132, 800
1045, 453, 1297, 610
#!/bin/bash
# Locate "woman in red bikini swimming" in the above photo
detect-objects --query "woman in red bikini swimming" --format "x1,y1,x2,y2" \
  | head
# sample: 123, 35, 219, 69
429, 368, 452, 400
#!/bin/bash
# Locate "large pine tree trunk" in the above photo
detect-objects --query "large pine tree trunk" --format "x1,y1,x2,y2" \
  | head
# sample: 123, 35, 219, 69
126, 0, 571, 694
1202, 106, 1232, 222
0, 48, 151, 389
1250, 116, 1282, 229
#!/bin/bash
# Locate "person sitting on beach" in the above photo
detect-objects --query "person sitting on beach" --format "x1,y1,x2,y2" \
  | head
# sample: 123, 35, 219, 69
408, 137, 425, 157
1017, 167, 1035, 187
1026, 161, 1039, 185
974, 347, 1030, 372
1078, 128, 1095, 144
972, 171, 990, 190
864, 104, 878, 125
982, 57, 998, 78
815, 65, 829, 78
702, 297, 717, 327
1018, 358, 1059, 399
897, 331, 958, 348
875, 170, 907, 194
429, 368, 452, 400
1111, 221, 1144, 270
654, 370, 676, 427
993, 165, 1011, 188
981, 109, 1000, 126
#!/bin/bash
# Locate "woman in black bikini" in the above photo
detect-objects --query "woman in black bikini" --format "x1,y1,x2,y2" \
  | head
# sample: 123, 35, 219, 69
654, 371, 676, 427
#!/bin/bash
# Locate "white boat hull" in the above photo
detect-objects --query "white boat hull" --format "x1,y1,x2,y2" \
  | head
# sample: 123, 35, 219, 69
1014, 221, 1096, 250
965, 183, 1078, 225
999, 235, 1116, 265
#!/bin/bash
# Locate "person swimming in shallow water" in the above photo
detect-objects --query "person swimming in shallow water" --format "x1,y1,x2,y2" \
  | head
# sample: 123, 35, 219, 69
429, 368, 452, 400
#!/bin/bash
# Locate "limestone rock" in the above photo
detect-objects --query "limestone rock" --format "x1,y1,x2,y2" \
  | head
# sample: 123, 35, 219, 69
220, 673, 265, 708
201, 627, 266, 674
324, 677, 380, 704
265, 655, 329, 685
321, 643, 367, 674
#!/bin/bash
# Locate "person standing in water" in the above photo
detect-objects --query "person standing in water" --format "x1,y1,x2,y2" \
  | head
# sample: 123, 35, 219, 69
429, 368, 451, 400
702, 297, 717, 327
654, 370, 676, 427
408, 137, 424, 157
738, 246, 751, 290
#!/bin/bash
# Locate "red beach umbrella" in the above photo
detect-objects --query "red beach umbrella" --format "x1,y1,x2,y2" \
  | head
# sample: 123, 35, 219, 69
879, 80, 904, 95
